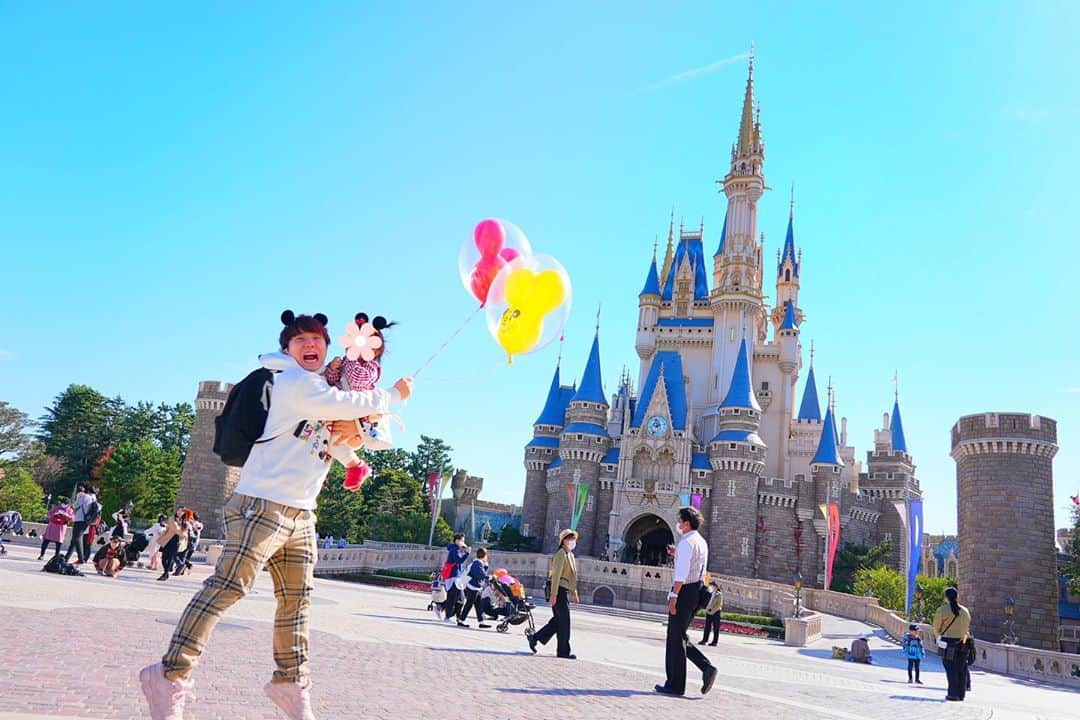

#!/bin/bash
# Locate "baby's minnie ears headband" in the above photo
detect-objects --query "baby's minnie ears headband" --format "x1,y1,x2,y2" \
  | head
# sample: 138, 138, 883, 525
355, 312, 394, 331
281, 309, 328, 326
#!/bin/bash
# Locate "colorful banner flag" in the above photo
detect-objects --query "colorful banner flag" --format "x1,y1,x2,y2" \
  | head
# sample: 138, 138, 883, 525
571, 483, 589, 530
691, 493, 703, 509
678, 492, 690, 506
906, 499, 924, 615
566, 483, 576, 511
825, 502, 841, 590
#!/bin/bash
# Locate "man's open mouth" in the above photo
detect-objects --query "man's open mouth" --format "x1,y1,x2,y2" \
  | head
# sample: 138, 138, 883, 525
303, 353, 318, 363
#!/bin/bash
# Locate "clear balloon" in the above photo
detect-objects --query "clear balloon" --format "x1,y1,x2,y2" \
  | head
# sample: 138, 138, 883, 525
485, 253, 572, 362
458, 219, 533, 306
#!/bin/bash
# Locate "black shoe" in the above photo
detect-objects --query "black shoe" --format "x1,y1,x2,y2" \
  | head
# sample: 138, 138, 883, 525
709, 642, 717, 646
915, 680, 923, 685
157, 573, 169, 581
478, 624, 491, 629
702, 666, 717, 695
654, 684, 683, 697
697, 640, 708, 645
457, 621, 469, 628
36, 555, 43, 561
557, 653, 576, 660
946, 696, 960, 701
907, 679, 912, 684
527, 632, 537, 654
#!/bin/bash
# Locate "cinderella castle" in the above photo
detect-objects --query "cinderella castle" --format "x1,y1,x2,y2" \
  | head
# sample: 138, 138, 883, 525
520, 56, 921, 587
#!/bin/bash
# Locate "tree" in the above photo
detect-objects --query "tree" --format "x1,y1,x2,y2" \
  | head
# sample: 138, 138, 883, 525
830, 540, 894, 593
12, 441, 67, 495
0, 468, 46, 521
0, 401, 32, 459
361, 447, 410, 478
315, 464, 367, 541
120, 401, 162, 444
408, 435, 454, 495
853, 565, 905, 612
911, 574, 957, 623
495, 525, 535, 552
1063, 501, 1080, 595
38, 385, 113, 493
96, 439, 182, 521
158, 403, 194, 459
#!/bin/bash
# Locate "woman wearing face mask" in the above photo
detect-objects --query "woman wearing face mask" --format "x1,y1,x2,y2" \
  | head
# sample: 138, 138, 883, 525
527, 529, 579, 659
438, 533, 471, 622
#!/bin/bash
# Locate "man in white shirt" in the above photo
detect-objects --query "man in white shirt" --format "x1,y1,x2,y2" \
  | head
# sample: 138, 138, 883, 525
655, 506, 718, 697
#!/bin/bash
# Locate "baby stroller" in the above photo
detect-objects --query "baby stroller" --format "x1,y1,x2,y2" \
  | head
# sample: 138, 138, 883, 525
0, 511, 24, 556
488, 574, 535, 635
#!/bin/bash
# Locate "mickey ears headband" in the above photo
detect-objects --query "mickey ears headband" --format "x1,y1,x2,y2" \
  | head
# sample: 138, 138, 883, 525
281, 310, 328, 326
355, 312, 393, 331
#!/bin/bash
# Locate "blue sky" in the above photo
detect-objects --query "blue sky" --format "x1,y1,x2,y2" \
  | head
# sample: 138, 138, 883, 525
2, 3, 1077, 534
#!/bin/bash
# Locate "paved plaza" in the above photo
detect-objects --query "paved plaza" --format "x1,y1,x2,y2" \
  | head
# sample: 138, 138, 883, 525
0, 543, 1074, 720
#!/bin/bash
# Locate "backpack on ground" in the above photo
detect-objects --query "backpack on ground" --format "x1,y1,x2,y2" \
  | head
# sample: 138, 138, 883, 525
84, 498, 102, 525
213, 368, 275, 467
42, 555, 84, 576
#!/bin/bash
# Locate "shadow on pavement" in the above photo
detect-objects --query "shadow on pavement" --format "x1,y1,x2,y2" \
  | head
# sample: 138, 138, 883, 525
497, 688, 664, 698
430, 647, 533, 656
887, 695, 945, 703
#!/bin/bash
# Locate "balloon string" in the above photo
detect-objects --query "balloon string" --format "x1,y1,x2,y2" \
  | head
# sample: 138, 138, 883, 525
412, 305, 483, 378
420, 358, 503, 383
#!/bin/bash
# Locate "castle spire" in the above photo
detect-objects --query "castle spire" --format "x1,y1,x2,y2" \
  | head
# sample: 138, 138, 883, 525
714, 209, 729, 257
779, 299, 798, 330
720, 337, 760, 411
890, 397, 908, 453
811, 405, 844, 466
797, 361, 821, 421
778, 188, 799, 279
660, 208, 676, 287
533, 362, 566, 426
639, 255, 661, 297
570, 329, 606, 405
736, 46, 757, 158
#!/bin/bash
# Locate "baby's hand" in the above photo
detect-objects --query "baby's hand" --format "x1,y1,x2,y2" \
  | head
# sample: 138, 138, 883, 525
328, 357, 343, 371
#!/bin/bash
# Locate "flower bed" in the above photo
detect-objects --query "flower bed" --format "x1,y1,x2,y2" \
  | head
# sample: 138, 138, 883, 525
340, 574, 430, 593
690, 616, 783, 640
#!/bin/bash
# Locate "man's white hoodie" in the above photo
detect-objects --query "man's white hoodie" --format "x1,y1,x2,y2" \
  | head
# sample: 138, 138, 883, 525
233, 352, 400, 510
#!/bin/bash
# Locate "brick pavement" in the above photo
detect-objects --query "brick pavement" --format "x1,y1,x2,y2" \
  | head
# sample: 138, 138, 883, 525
0, 544, 1074, 720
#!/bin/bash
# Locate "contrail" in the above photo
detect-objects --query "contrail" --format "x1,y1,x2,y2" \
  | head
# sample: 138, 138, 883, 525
634, 52, 749, 94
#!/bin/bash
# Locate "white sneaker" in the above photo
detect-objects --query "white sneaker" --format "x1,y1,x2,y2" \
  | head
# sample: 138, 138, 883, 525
139, 663, 193, 720
265, 680, 316, 720
432, 605, 443, 621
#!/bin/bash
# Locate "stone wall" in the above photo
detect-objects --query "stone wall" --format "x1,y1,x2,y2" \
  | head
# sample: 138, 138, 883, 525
177, 381, 240, 539
952, 412, 1060, 651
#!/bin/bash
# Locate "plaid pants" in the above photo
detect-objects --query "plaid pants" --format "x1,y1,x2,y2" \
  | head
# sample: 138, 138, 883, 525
162, 493, 317, 684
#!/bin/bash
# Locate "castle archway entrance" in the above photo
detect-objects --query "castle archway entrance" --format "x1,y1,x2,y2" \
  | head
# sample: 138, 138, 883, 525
622, 513, 674, 566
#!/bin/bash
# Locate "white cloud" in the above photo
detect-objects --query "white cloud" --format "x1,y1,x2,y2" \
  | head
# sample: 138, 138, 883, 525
635, 52, 749, 95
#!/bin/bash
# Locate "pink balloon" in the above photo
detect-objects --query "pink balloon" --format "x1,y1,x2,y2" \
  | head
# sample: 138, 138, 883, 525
499, 247, 520, 262
474, 219, 505, 258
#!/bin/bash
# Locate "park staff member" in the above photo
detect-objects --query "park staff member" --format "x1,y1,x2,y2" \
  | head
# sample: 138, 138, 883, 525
528, 528, 579, 659
655, 507, 718, 697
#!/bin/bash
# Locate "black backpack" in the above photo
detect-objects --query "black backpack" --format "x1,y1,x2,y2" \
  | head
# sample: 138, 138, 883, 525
697, 584, 713, 611
84, 498, 102, 525
213, 368, 275, 467
42, 555, 84, 576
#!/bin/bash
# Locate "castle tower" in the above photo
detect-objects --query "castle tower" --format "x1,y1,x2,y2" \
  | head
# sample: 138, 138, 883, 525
546, 332, 610, 554
636, 252, 661, 363
809, 403, 844, 587
951, 412, 1060, 650
177, 380, 241, 539
522, 362, 571, 543
771, 191, 803, 332
707, 337, 765, 576
711, 54, 767, 407
863, 397, 921, 571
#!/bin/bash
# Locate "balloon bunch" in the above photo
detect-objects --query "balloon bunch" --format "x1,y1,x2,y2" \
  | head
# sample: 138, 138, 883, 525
458, 219, 572, 363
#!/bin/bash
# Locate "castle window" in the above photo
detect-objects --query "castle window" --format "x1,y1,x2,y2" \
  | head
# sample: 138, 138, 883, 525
586, 496, 594, 512
761, 381, 769, 391
785, 269, 791, 282
577, 434, 583, 441
729, 443, 737, 450
733, 409, 741, 415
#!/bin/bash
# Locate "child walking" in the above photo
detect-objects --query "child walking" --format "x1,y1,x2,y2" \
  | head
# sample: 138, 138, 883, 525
140, 310, 412, 720
903, 624, 925, 684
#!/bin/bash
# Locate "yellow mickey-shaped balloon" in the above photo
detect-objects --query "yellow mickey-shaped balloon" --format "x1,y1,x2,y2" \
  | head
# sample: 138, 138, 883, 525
496, 268, 567, 361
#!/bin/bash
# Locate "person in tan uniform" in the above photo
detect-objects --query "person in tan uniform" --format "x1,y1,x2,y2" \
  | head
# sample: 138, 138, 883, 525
527, 528, 579, 659
932, 586, 972, 702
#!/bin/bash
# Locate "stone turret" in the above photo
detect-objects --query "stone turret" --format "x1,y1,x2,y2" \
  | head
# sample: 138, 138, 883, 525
952, 412, 1060, 650
177, 380, 240, 539
863, 399, 920, 571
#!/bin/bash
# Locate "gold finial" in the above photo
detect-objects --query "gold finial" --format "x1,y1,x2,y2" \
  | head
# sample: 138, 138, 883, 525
892, 370, 899, 402
790, 181, 795, 219
595, 303, 601, 335
810, 339, 815, 367
749, 41, 755, 74
653, 235, 658, 261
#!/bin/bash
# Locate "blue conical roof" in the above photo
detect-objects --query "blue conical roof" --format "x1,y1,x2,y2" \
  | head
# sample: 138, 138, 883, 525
661, 235, 710, 301
778, 214, 799, 278
714, 210, 729, 257
811, 407, 844, 466
720, 338, 760, 410
891, 400, 908, 453
639, 258, 661, 297
571, 333, 606, 405
797, 366, 821, 421
534, 364, 567, 426
779, 300, 798, 330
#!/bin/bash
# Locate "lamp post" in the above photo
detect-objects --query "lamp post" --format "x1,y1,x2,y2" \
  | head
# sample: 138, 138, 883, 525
793, 570, 803, 618
913, 583, 924, 623
1002, 595, 1018, 645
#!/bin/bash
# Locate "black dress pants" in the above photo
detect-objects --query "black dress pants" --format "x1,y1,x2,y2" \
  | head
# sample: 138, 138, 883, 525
458, 588, 485, 622
665, 582, 713, 694
943, 639, 966, 700
64, 521, 88, 563
907, 658, 921, 681
533, 587, 572, 657
702, 612, 721, 643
